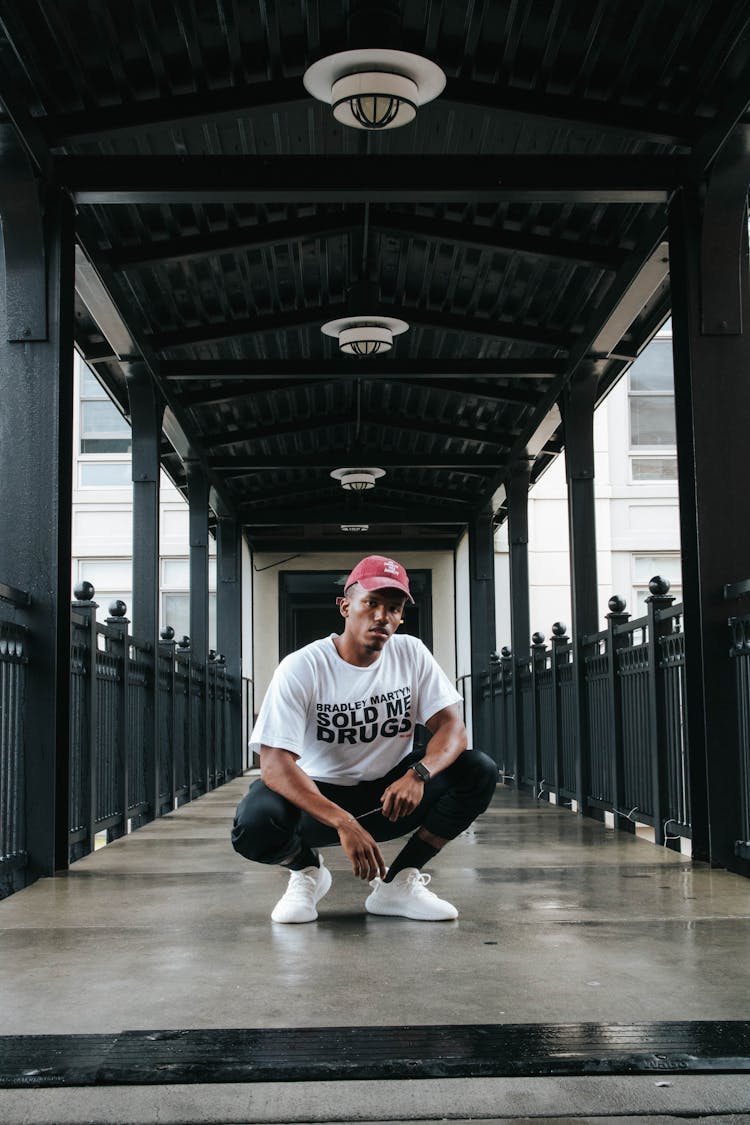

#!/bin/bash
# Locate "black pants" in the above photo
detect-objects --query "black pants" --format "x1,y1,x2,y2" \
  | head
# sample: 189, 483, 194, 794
231, 749, 498, 866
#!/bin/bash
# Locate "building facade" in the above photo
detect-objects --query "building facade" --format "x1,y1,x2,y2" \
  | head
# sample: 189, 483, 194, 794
72, 353, 218, 646
494, 322, 681, 646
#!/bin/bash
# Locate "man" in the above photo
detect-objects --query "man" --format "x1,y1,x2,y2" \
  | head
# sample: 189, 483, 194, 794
231, 555, 497, 923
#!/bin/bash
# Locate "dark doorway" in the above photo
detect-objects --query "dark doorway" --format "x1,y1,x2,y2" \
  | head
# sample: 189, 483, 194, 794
279, 569, 433, 659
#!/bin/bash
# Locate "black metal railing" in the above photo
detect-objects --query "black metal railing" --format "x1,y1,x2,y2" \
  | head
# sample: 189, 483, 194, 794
67, 584, 237, 864
496, 577, 691, 848
242, 675, 255, 771
728, 591, 750, 860
0, 582, 30, 898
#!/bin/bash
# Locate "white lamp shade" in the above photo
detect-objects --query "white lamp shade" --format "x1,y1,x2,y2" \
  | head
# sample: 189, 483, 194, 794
331, 71, 417, 130
338, 324, 393, 355
340, 472, 376, 491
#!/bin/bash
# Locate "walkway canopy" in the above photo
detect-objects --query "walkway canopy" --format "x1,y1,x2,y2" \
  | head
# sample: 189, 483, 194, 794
3, 1, 750, 883
3, 0, 746, 541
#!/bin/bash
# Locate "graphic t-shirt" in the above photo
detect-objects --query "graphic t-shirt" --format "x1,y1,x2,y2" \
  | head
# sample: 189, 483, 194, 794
249, 633, 462, 785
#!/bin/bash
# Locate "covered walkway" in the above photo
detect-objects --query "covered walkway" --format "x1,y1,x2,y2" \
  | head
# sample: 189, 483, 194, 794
2, 776, 749, 1121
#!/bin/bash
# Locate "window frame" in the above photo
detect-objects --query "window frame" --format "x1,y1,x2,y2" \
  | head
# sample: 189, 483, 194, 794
627, 341, 677, 482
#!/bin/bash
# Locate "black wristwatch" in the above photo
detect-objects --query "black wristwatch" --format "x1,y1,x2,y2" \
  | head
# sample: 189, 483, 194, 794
410, 760, 431, 783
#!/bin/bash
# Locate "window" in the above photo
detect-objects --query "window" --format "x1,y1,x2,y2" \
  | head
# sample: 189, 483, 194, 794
162, 593, 217, 647
632, 554, 682, 615
79, 461, 132, 488
628, 340, 677, 481
76, 558, 132, 623
80, 365, 131, 454
161, 557, 217, 647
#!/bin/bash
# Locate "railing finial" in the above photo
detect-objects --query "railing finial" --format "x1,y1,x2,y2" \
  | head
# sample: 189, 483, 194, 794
648, 575, 671, 597
73, 580, 95, 602
107, 599, 127, 618
608, 595, 627, 614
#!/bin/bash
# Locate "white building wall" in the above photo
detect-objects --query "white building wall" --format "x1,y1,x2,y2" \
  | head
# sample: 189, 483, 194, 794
71, 352, 217, 643
494, 329, 681, 645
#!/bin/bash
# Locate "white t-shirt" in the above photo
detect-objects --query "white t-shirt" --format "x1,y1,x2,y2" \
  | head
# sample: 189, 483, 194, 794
249, 633, 462, 785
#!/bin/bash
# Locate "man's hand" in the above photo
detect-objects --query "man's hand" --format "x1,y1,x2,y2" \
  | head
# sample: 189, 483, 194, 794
380, 770, 424, 822
337, 819, 386, 881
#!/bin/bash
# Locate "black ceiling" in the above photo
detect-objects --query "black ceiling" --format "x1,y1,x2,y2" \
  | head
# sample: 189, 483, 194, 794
1, 0, 749, 552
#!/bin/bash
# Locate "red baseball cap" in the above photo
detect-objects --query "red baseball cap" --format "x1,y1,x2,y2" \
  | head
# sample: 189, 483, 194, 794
344, 555, 414, 604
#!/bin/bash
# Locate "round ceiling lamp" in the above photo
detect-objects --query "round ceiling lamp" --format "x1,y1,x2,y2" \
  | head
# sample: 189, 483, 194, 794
303, 48, 445, 131
331, 467, 386, 492
322, 314, 408, 357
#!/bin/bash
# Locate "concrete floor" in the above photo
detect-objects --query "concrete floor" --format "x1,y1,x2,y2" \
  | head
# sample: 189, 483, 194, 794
2, 775, 750, 1034
2, 776, 750, 1122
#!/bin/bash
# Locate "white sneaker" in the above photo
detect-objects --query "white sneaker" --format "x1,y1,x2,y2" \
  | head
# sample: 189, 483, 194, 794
271, 858, 332, 923
365, 868, 458, 921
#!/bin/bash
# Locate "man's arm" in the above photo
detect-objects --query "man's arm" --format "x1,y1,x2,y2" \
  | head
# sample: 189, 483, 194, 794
260, 746, 386, 880
380, 704, 467, 822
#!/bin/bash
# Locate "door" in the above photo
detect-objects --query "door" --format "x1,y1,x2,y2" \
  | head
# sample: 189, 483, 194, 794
279, 569, 433, 659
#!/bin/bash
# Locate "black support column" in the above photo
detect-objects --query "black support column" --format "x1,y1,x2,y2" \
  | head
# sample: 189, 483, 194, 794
216, 515, 243, 777
125, 363, 164, 648
562, 366, 599, 812
125, 362, 165, 821
0, 128, 75, 879
507, 459, 533, 786
468, 507, 497, 758
668, 126, 750, 871
186, 460, 210, 791
186, 461, 210, 663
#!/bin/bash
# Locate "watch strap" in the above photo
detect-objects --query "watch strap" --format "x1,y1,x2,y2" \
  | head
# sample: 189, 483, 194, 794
410, 761, 431, 782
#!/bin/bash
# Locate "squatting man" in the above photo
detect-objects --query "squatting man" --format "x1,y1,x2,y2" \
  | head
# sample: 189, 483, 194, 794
232, 555, 497, 923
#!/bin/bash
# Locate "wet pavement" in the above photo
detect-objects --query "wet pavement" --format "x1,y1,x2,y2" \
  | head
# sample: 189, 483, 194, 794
1, 774, 749, 1035
2, 775, 750, 1123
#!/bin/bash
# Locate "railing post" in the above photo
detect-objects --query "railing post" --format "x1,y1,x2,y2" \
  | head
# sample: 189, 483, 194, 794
186, 461, 210, 793
605, 596, 630, 832
646, 576, 676, 846
160, 626, 177, 810
72, 582, 98, 857
217, 653, 228, 779
469, 507, 497, 758
507, 460, 533, 786
216, 514, 243, 778
488, 650, 501, 771
105, 599, 131, 840
550, 622, 568, 798
530, 632, 546, 795
500, 646, 514, 781
208, 650, 218, 786
177, 635, 194, 798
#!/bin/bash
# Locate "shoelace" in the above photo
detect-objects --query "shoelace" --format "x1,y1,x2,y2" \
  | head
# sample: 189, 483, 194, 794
402, 871, 438, 897
283, 869, 319, 902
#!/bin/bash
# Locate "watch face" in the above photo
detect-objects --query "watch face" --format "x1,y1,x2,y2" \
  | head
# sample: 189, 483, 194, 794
413, 762, 430, 781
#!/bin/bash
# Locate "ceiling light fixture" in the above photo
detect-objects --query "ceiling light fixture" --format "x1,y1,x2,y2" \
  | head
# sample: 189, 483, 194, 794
331, 467, 386, 492
303, 48, 445, 131
322, 314, 408, 356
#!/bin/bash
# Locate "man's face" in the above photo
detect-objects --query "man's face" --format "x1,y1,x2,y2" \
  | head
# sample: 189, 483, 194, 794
340, 584, 406, 654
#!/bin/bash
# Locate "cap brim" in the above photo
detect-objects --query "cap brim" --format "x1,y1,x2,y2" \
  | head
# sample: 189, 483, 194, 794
357, 577, 414, 604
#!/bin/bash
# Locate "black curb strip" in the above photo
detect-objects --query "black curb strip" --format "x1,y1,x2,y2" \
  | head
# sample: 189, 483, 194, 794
1, 1021, 749, 1088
